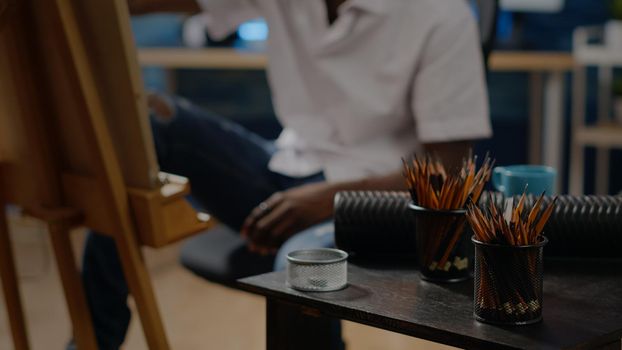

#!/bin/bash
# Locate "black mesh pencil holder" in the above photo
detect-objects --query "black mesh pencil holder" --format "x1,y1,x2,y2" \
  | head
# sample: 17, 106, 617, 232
410, 204, 471, 283
473, 236, 548, 326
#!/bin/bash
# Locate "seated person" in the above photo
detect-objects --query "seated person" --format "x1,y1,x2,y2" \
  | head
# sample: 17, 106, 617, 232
80, 0, 492, 349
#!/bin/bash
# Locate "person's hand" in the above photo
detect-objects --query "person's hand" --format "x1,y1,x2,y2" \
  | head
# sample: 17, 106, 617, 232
241, 182, 336, 254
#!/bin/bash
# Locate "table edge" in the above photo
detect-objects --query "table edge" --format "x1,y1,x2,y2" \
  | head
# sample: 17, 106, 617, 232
237, 276, 521, 350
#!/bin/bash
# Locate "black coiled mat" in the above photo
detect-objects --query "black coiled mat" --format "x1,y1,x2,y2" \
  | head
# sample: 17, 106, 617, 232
334, 191, 622, 259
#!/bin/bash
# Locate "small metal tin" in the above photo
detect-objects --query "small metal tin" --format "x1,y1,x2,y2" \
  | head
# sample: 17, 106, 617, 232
286, 248, 348, 292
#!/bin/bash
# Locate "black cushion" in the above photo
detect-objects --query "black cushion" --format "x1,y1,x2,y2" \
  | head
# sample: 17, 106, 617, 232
179, 224, 275, 287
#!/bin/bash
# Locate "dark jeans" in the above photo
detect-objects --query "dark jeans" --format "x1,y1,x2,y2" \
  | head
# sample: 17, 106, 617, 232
80, 96, 341, 350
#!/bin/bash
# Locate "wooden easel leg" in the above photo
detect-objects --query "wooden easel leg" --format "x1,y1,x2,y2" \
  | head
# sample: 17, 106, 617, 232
114, 229, 170, 350
47, 222, 98, 350
0, 207, 30, 350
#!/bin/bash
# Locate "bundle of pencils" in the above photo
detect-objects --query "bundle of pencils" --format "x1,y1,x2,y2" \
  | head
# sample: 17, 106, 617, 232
467, 192, 557, 324
402, 153, 493, 210
402, 154, 493, 274
467, 192, 556, 246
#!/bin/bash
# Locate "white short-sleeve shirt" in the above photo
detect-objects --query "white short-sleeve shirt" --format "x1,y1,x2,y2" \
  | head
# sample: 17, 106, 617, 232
198, 0, 492, 181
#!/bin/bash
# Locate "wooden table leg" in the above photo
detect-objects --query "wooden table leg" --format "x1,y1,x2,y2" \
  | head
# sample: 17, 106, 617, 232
47, 221, 98, 350
266, 299, 339, 350
528, 72, 544, 165
570, 65, 586, 195
543, 71, 565, 194
0, 206, 30, 350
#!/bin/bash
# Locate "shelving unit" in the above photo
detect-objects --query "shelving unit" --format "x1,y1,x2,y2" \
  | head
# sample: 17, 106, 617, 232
570, 26, 622, 195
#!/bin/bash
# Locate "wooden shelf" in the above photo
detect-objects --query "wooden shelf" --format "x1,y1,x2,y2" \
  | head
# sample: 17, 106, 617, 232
574, 124, 622, 147
137, 48, 576, 72
488, 51, 575, 71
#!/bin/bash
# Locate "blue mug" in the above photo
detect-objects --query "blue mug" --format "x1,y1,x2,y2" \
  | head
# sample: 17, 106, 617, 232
492, 165, 557, 196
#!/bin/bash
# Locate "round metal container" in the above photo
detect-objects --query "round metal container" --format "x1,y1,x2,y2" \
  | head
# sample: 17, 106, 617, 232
286, 248, 348, 292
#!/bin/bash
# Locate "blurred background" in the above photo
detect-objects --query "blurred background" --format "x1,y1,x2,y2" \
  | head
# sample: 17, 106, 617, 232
2, 1, 622, 349
133, 0, 622, 195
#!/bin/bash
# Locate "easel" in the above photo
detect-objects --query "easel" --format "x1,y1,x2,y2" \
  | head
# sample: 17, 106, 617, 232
0, 0, 213, 349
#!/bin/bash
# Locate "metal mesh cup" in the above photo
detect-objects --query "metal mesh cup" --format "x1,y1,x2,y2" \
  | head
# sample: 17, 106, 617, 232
473, 236, 548, 325
286, 248, 348, 292
410, 204, 471, 283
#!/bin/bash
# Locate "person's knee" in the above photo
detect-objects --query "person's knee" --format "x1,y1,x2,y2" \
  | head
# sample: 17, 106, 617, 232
149, 93, 223, 145
148, 94, 201, 165
148, 93, 202, 132
147, 92, 176, 122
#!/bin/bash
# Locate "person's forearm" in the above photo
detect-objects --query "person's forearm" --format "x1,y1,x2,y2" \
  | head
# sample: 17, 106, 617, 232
324, 140, 473, 201
290, 140, 472, 220
316, 171, 405, 218
128, 0, 201, 14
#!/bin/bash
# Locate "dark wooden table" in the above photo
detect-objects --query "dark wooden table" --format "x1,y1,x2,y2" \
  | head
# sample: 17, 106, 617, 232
238, 259, 622, 350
